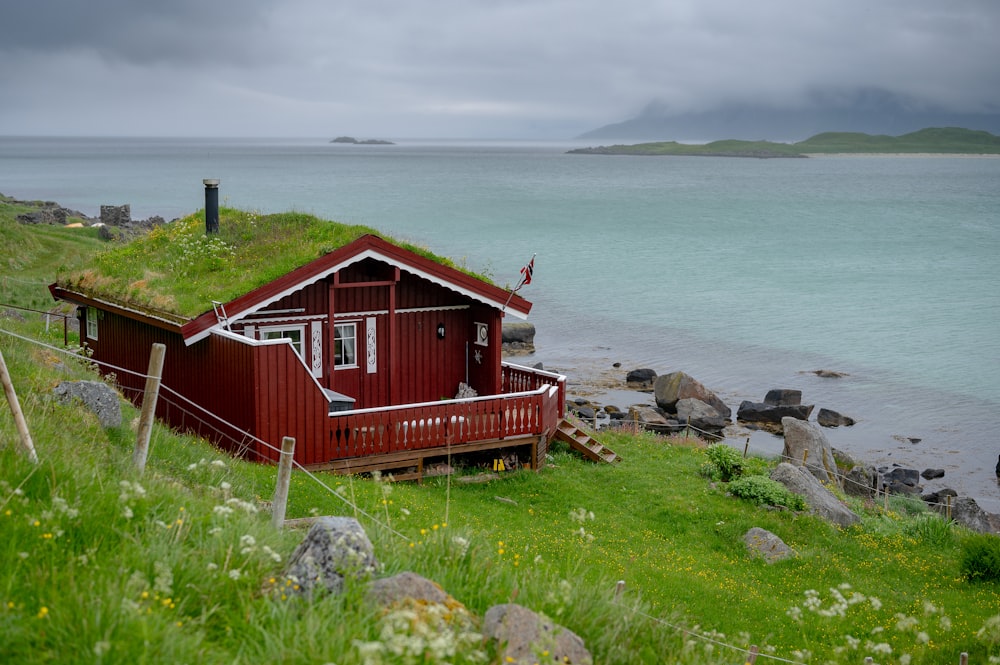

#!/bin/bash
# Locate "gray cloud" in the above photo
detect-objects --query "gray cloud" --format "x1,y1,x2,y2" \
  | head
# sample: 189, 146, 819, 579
1, 0, 997, 137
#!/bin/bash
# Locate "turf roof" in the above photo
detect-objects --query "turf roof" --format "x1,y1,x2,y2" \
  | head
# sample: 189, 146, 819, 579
56, 208, 488, 321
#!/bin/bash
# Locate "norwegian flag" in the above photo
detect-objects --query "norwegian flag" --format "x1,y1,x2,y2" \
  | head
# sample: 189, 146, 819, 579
519, 256, 534, 286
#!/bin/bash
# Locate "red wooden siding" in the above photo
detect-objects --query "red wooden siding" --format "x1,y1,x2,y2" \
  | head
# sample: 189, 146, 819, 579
89, 311, 256, 455
249, 337, 328, 463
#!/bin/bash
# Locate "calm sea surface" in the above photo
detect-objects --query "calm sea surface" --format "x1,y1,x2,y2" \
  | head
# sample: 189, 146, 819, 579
2, 136, 999, 510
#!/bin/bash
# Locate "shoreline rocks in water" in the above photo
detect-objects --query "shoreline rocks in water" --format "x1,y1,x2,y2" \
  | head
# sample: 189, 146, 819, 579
553, 361, 999, 534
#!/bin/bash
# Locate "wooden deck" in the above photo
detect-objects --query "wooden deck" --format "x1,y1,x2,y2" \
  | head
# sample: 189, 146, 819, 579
303, 362, 566, 480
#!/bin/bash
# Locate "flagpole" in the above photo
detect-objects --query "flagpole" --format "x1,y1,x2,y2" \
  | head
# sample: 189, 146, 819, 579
502, 253, 535, 313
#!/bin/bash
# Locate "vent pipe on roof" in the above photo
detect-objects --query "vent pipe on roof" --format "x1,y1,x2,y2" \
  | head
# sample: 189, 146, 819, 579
203, 179, 220, 234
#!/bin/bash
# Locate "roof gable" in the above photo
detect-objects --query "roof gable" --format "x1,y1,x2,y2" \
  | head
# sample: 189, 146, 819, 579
181, 234, 530, 343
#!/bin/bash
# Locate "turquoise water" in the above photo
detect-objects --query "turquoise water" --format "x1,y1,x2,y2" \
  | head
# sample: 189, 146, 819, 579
2, 137, 999, 508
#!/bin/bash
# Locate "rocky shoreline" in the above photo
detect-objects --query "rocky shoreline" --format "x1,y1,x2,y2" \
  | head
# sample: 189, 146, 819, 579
502, 324, 1000, 534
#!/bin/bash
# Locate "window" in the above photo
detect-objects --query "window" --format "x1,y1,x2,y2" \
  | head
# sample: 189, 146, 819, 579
85, 308, 98, 340
334, 323, 357, 368
260, 325, 304, 359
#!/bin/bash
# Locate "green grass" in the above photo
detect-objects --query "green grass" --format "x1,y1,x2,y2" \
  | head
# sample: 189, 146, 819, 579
1, 195, 105, 311
569, 126, 1000, 157
53, 207, 494, 321
3, 208, 1000, 664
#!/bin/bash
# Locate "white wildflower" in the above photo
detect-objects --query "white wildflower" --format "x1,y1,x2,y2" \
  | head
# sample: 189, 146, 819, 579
211, 459, 226, 468
239, 534, 256, 548
228, 569, 241, 580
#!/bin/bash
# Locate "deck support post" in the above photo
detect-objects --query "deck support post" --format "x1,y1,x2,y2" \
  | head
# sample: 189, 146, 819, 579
133, 343, 166, 475
271, 436, 296, 530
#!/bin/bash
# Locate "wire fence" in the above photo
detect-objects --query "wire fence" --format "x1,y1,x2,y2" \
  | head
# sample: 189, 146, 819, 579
0, 325, 986, 664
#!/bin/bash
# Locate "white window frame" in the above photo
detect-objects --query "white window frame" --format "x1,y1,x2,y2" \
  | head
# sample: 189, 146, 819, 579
85, 308, 98, 341
334, 322, 358, 369
258, 324, 306, 360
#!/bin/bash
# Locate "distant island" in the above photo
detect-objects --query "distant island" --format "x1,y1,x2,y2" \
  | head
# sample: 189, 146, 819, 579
567, 127, 1000, 158
330, 136, 395, 145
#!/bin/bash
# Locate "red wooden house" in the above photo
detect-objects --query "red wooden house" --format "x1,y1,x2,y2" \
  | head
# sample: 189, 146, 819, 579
51, 214, 571, 478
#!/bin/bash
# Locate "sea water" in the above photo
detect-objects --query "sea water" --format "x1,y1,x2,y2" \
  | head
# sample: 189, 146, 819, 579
2, 137, 998, 510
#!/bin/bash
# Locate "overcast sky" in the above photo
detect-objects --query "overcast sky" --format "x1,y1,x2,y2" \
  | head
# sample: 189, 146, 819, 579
1, 0, 998, 139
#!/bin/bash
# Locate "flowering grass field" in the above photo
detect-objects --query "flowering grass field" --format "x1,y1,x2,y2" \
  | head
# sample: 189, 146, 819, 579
2, 202, 1000, 663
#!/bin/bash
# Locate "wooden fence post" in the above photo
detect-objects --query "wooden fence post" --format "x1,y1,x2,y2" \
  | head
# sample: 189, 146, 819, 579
960, 651, 968, 665
271, 436, 296, 530
133, 343, 166, 475
745, 644, 759, 665
0, 348, 39, 464
613, 580, 625, 600
864, 658, 873, 665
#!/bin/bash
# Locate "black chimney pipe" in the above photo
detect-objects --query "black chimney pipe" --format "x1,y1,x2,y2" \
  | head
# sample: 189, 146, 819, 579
203, 179, 220, 234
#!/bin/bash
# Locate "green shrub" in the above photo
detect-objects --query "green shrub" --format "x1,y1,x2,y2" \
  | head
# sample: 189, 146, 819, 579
960, 533, 1000, 582
727, 475, 807, 511
702, 443, 744, 482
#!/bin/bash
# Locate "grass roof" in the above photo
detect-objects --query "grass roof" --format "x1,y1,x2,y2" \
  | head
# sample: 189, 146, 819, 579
56, 208, 487, 321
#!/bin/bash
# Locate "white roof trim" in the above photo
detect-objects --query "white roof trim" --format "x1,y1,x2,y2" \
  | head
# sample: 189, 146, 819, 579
185, 247, 527, 345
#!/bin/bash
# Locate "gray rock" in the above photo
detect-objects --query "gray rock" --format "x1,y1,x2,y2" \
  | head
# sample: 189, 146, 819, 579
884, 467, 920, 488
921, 468, 945, 480
368, 571, 448, 606
843, 465, 877, 499
625, 368, 657, 388
627, 405, 672, 428
675, 398, 728, 430
100, 204, 131, 226
931, 496, 1000, 535
817, 408, 856, 427
764, 389, 802, 406
282, 517, 380, 597
53, 380, 122, 428
781, 417, 840, 486
483, 603, 592, 665
921, 488, 958, 506
502, 322, 536, 354
653, 371, 731, 418
737, 401, 814, 425
744, 527, 795, 563
770, 463, 860, 528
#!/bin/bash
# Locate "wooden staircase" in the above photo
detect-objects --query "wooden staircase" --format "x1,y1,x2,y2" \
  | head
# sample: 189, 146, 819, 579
553, 418, 619, 464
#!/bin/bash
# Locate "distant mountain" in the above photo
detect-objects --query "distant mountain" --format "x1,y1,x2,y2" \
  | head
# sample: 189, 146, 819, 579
579, 89, 1000, 142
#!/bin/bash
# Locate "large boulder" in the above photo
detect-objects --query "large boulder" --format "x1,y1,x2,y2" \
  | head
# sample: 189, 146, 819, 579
368, 571, 448, 606
653, 371, 731, 419
282, 517, 380, 597
781, 417, 839, 486
625, 368, 657, 389
770, 463, 860, 528
626, 405, 675, 430
817, 408, 856, 427
675, 398, 728, 431
737, 401, 814, 425
483, 604, 592, 665
501, 322, 535, 354
764, 389, 801, 406
930, 496, 1000, 535
52, 380, 122, 428
743, 527, 795, 563
843, 465, 877, 499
